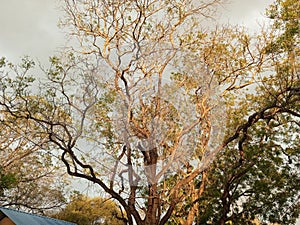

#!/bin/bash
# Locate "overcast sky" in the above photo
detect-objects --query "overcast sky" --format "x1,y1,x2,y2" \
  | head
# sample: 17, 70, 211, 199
0, 0, 65, 62
0, 0, 274, 63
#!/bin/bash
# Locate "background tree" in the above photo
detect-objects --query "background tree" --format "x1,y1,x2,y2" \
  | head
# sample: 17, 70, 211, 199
52, 192, 126, 225
197, 115, 300, 225
0, 57, 69, 213
195, 0, 300, 224
0, 167, 17, 196
0, 0, 299, 225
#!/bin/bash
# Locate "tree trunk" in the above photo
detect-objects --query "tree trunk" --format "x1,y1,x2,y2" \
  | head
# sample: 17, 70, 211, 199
218, 183, 231, 225
144, 147, 159, 225
144, 183, 159, 225
184, 171, 207, 225
219, 218, 226, 225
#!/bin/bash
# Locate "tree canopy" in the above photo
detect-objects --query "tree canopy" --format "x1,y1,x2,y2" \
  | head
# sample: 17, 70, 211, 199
0, 0, 299, 224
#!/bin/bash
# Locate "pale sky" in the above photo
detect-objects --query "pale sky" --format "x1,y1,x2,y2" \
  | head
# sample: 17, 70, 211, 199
0, 0, 273, 63
0, 0, 65, 62
218, 0, 273, 27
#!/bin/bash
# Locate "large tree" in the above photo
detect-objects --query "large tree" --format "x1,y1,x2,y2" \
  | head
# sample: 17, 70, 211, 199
0, 0, 299, 224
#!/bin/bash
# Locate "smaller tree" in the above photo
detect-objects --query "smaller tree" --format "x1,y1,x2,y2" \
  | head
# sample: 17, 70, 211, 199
0, 167, 17, 196
52, 193, 126, 225
0, 57, 69, 213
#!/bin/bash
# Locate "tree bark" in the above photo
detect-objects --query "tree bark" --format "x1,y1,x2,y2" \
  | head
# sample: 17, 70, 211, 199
218, 182, 231, 225
184, 171, 207, 225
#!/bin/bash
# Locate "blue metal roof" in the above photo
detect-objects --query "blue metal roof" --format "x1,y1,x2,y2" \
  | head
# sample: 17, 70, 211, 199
0, 207, 77, 225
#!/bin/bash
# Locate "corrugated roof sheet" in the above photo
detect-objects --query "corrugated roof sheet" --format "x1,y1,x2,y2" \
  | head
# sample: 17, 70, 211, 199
0, 207, 77, 225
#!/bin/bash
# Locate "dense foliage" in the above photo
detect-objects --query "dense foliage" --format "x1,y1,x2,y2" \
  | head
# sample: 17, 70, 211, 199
52, 193, 126, 225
